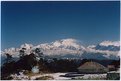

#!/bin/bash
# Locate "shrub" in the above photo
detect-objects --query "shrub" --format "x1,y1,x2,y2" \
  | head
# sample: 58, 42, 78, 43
35, 76, 54, 80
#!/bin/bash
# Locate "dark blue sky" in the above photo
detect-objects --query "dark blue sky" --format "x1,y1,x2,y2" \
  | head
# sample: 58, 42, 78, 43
1, 1, 120, 50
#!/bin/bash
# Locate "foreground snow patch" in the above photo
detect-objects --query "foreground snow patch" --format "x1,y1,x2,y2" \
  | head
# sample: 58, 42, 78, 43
31, 73, 70, 80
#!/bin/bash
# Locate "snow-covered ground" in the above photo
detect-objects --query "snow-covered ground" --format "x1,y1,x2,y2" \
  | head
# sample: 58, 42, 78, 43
9, 71, 108, 80
10, 72, 29, 80
30, 72, 71, 80
76, 74, 107, 79
10, 71, 120, 80
30, 72, 107, 80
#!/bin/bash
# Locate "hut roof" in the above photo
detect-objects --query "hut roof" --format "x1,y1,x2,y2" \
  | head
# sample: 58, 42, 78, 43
78, 61, 108, 73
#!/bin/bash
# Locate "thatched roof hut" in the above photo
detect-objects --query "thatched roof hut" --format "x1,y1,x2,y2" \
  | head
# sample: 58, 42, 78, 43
77, 61, 108, 73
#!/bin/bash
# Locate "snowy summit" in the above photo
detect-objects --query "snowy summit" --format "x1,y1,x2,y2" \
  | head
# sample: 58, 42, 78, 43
2, 38, 120, 60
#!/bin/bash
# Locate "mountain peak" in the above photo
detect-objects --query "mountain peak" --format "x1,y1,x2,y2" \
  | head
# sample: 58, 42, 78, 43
52, 38, 81, 49
99, 41, 120, 47
20, 43, 33, 50
2, 39, 120, 60
61, 38, 78, 42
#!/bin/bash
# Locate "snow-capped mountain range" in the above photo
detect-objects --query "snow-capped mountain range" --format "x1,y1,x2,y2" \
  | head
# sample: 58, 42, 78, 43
1, 38, 120, 61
